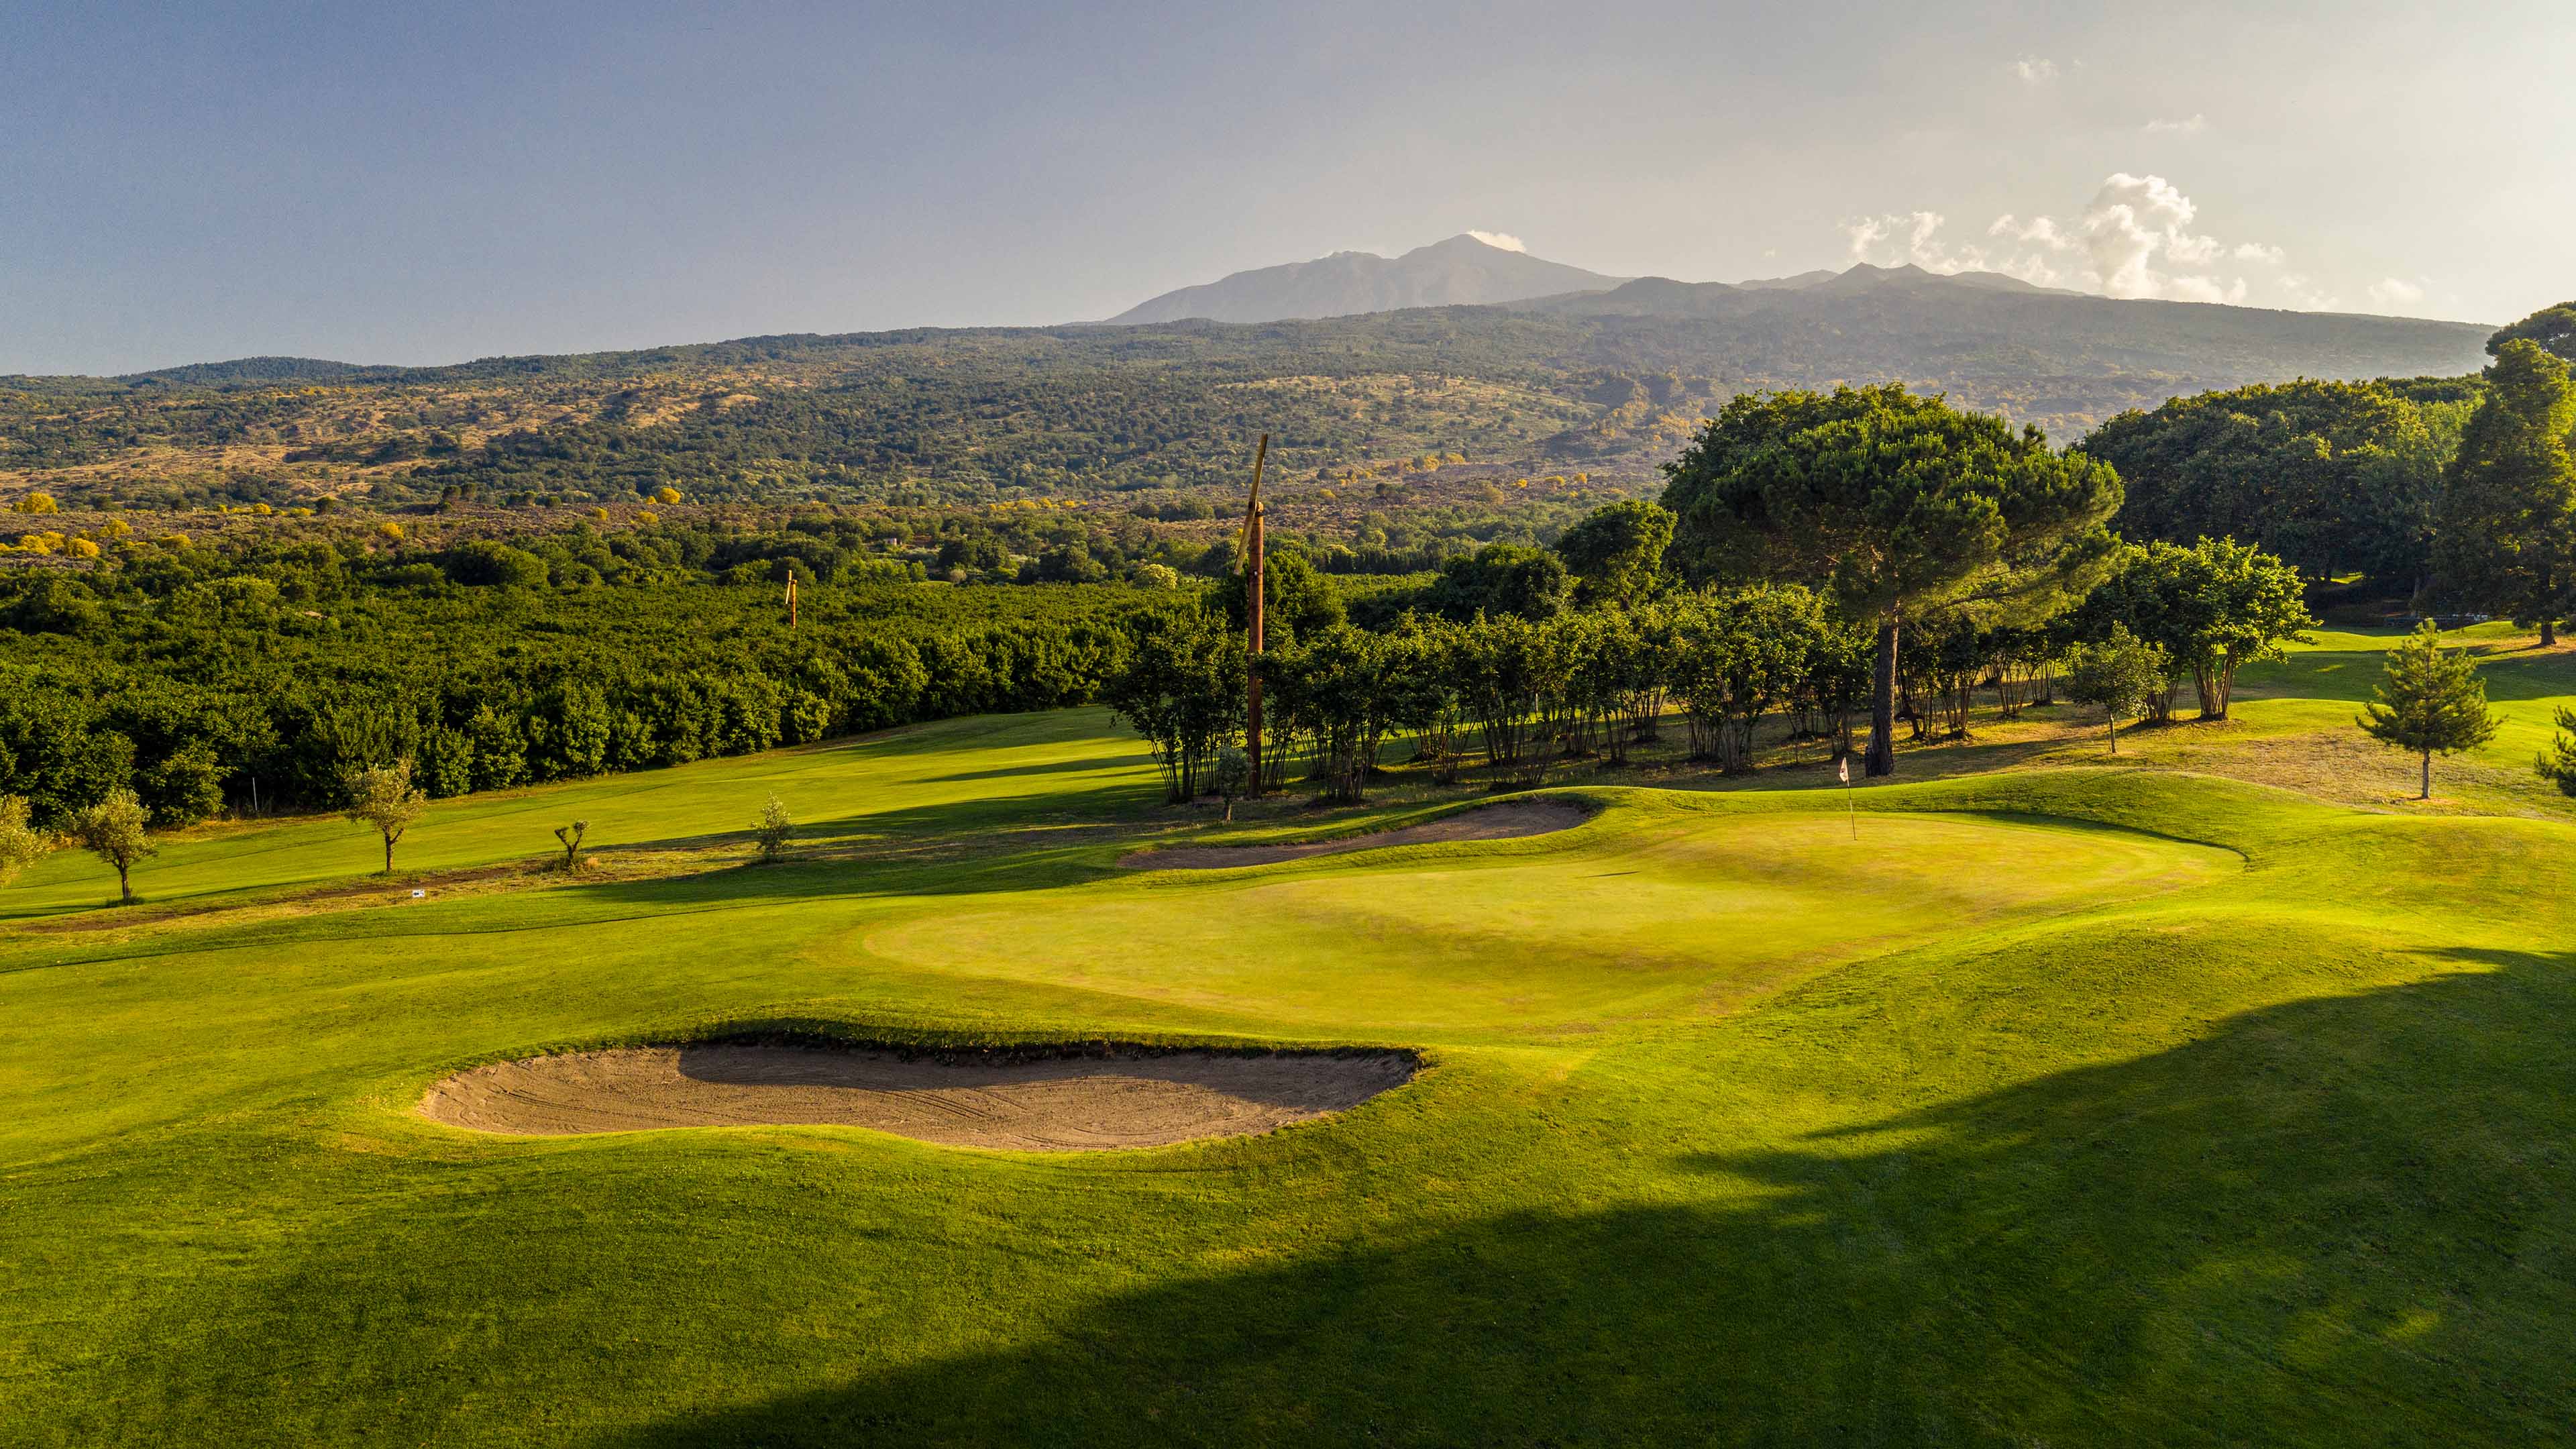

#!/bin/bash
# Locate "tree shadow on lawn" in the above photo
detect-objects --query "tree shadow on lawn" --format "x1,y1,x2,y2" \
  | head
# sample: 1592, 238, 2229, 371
600, 950, 2576, 1448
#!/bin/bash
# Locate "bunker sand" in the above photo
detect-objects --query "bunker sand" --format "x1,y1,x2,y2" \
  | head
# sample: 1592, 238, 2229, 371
1125, 799, 1590, 870
419, 1043, 1417, 1149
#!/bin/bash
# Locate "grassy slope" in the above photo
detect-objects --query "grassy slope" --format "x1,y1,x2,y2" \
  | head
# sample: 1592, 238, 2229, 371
5, 630, 2576, 1444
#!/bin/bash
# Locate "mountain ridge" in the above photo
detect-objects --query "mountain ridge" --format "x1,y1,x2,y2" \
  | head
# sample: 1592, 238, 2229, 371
1107, 233, 1630, 325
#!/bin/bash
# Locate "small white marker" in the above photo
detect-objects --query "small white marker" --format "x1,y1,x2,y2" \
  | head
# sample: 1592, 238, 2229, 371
410, 889, 426, 899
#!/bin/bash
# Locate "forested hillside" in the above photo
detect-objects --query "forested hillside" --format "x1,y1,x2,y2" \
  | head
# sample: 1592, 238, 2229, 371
0, 270, 2488, 521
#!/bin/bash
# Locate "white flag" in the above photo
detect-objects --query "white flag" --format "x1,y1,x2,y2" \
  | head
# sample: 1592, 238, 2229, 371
1838, 757, 1849, 784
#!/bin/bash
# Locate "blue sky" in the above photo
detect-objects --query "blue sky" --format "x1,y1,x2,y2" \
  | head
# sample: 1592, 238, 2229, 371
5, 0, 2569, 374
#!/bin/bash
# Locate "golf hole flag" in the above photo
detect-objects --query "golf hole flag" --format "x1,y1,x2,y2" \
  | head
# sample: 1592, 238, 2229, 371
1839, 757, 1849, 784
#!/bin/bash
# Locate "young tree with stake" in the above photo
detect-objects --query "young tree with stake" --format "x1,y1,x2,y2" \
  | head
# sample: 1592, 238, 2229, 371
753, 796, 792, 861
2359, 622, 2501, 799
343, 760, 427, 875
68, 788, 155, 905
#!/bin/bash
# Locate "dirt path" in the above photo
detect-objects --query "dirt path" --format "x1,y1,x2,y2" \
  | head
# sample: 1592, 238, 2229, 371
1122, 799, 1591, 870
419, 1043, 1417, 1150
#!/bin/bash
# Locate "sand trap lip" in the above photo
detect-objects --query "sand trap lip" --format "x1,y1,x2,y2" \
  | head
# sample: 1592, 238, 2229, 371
1123, 798, 1592, 870
419, 1042, 1419, 1150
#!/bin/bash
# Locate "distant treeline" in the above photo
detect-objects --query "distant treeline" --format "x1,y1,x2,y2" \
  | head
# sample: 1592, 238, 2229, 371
0, 527, 1166, 828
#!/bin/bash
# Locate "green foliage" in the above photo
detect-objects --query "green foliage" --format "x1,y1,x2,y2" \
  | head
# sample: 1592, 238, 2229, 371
2489, 301, 2576, 364
1665, 384, 2121, 617
2536, 708, 2576, 798
1668, 584, 1828, 771
1664, 384, 2121, 773
1099, 606, 1244, 802
1260, 625, 1413, 803
1210, 746, 1250, 818
441, 539, 550, 588
2080, 537, 2314, 718
2434, 341, 2576, 639
2359, 621, 2502, 797
67, 784, 154, 903
0, 529, 1153, 822
1212, 547, 1343, 646
342, 759, 428, 875
1420, 543, 1570, 622
2084, 378, 2465, 584
752, 795, 792, 861
1552, 499, 1675, 606
2063, 624, 2170, 753
0, 794, 48, 886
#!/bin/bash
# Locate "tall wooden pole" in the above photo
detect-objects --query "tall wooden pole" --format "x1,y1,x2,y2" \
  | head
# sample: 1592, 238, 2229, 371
786, 570, 798, 631
1244, 433, 1269, 796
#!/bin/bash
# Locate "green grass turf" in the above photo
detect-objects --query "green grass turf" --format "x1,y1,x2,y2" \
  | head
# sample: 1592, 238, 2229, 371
7, 666, 2576, 1443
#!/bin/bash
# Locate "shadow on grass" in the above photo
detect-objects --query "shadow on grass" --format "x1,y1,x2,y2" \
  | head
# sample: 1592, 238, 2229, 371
596, 951, 2576, 1447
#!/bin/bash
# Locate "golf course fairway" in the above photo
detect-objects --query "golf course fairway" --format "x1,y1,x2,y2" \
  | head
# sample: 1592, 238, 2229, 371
5, 704, 2573, 1445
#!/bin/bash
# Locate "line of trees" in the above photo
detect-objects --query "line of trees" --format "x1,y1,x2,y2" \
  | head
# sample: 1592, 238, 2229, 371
1102, 521, 2314, 804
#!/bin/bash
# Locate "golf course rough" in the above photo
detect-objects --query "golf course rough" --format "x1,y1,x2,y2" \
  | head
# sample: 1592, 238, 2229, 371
418, 1041, 1420, 1148
8, 688, 2576, 1445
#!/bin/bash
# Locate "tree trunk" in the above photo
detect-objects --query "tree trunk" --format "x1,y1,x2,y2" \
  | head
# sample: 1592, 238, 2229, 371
2420, 751, 2431, 800
384, 835, 394, 875
116, 862, 132, 906
2546, 619, 2559, 648
2108, 714, 2118, 755
1865, 615, 1898, 777
2194, 661, 2222, 720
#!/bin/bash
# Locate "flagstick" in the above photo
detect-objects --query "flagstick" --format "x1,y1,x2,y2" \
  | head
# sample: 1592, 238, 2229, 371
1841, 754, 1856, 839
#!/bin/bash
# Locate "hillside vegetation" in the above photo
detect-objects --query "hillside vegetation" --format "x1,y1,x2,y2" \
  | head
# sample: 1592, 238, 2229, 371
0, 270, 2489, 517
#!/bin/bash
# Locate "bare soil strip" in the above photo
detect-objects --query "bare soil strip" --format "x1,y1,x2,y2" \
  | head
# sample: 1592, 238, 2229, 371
1122, 798, 1591, 870
419, 1043, 1418, 1149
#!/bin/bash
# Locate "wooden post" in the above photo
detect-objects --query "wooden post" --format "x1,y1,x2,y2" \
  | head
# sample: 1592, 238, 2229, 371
786, 570, 798, 631
1244, 433, 1269, 796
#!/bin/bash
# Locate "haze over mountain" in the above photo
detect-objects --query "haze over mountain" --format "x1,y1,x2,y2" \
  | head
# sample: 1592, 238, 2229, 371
1107, 233, 1629, 325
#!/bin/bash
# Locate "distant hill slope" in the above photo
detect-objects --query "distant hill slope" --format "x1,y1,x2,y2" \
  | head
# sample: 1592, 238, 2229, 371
1108, 233, 1629, 325
1, 267, 2496, 516
1518, 264, 2489, 382
119, 356, 381, 386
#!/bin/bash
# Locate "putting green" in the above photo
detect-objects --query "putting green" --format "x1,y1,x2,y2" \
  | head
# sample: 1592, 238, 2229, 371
867, 810, 2233, 1029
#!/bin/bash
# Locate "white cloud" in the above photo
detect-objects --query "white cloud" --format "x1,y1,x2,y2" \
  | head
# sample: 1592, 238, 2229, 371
1846, 174, 2349, 311
2010, 56, 2059, 85
1841, 210, 1948, 265
2367, 276, 2430, 313
1465, 229, 1527, 253
2069, 173, 2230, 296
1843, 209, 2062, 285
2143, 114, 2208, 135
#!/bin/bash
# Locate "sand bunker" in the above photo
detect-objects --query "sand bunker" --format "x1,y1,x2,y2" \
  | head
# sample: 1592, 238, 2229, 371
419, 1042, 1417, 1150
1125, 798, 1591, 870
